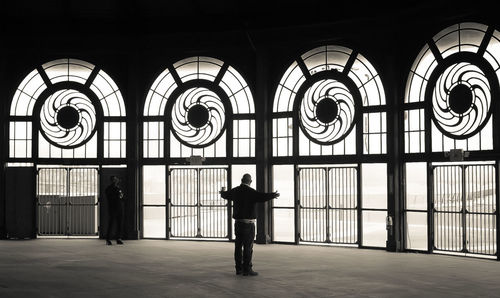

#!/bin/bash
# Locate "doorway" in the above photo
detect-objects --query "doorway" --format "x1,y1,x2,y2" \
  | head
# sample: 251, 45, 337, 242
298, 166, 359, 244
36, 167, 99, 237
432, 163, 496, 256
169, 167, 229, 239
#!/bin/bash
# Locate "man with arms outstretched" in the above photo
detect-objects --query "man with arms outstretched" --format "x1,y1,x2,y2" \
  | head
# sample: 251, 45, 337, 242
220, 173, 280, 276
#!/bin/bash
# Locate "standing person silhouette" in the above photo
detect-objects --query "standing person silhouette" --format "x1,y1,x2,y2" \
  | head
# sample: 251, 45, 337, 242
105, 176, 125, 245
220, 173, 280, 276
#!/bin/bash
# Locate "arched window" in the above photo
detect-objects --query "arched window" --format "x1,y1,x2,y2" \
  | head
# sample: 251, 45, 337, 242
142, 56, 256, 239
273, 45, 386, 156
143, 56, 255, 159
404, 22, 500, 153
271, 45, 388, 248
403, 23, 500, 257
9, 58, 126, 159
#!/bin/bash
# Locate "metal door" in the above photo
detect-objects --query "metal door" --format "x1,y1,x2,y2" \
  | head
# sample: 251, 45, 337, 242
37, 167, 99, 236
169, 167, 229, 239
432, 164, 496, 256
299, 166, 358, 244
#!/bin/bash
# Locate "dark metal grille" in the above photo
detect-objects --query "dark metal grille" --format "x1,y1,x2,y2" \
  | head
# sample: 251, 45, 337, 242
299, 167, 358, 244
169, 167, 228, 239
433, 164, 496, 255
37, 167, 99, 236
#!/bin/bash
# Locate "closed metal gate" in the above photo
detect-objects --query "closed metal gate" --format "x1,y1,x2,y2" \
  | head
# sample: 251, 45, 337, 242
433, 164, 496, 256
299, 167, 358, 244
169, 167, 229, 239
37, 167, 99, 236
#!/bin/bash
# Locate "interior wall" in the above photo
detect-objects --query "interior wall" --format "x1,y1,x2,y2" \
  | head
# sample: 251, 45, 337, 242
0, 2, 497, 242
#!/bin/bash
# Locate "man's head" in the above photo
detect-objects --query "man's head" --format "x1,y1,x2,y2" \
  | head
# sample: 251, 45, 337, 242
111, 176, 120, 184
241, 174, 252, 185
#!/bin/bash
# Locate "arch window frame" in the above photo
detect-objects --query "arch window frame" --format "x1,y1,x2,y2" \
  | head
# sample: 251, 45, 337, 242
142, 56, 256, 161
404, 22, 500, 155
272, 45, 387, 159
8, 58, 127, 162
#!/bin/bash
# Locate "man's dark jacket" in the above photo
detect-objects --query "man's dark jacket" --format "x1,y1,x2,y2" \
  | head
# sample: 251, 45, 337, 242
221, 184, 276, 219
105, 184, 123, 212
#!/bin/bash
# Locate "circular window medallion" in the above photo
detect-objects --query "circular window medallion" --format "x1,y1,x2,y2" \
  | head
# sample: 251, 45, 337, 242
299, 79, 356, 145
171, 87, 226, 147
40, 89, 97, 148
432, 62, 491, 138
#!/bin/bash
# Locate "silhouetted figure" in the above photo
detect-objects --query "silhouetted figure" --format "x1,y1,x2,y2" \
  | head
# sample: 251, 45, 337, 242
105, 176, 125, 245
220, 174, 280, 276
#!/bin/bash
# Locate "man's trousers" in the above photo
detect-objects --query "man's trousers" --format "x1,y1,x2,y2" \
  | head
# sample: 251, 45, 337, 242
234, 221, 255, 272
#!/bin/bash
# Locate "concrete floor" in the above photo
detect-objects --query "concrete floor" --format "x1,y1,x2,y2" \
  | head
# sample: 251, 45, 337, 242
0, 240, 499, 297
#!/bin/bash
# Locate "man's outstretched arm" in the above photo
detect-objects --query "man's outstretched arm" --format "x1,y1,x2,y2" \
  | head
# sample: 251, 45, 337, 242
219, 190, 232, 201
254, 190, 280, 202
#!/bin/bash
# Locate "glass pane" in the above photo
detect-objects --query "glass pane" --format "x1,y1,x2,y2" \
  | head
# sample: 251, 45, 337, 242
273, 165, 294, 207
147, 140, 160, 158
109, 122, 121, 139
14, 140, 27, 158
43, 58, 69, 84
362, 211, 387, 247
330, 209, 357, 244
237, 139, 250, 157
86, 135, 98, 158
465, 165, 496, 213
11, 70, 46, 116
107, 140, 121, 158
329, 167, 357, 209
14, 122, 27, 139
273, 208, 294, 242
406, 162, 427, 210
170, 206, 198, 237
215, 132, 226, 158
466, 214, 496, 255
406, 211, 427, 250
143, 165, 166, 205
143, 207, 166, 238
287, 66, 307, 96
362, 163, 387, 209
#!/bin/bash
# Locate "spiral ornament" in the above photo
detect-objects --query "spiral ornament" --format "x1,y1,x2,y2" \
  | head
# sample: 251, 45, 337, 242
432, 62, 491, 138
299, 79, 356, 144
171, 87, 226, 147
40, 89, 97, 147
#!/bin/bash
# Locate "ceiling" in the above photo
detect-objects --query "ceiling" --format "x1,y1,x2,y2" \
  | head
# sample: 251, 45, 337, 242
0, 0, 494, 35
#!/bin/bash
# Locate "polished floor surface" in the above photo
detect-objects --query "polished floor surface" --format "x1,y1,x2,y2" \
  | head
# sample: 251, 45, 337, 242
0, 239, 499, 297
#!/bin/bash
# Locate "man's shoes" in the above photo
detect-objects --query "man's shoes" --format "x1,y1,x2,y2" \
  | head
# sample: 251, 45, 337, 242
116, 239, 124, 245
106, 240, 112, 245
236, 270, 242, 275
243, 270, 258, 276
